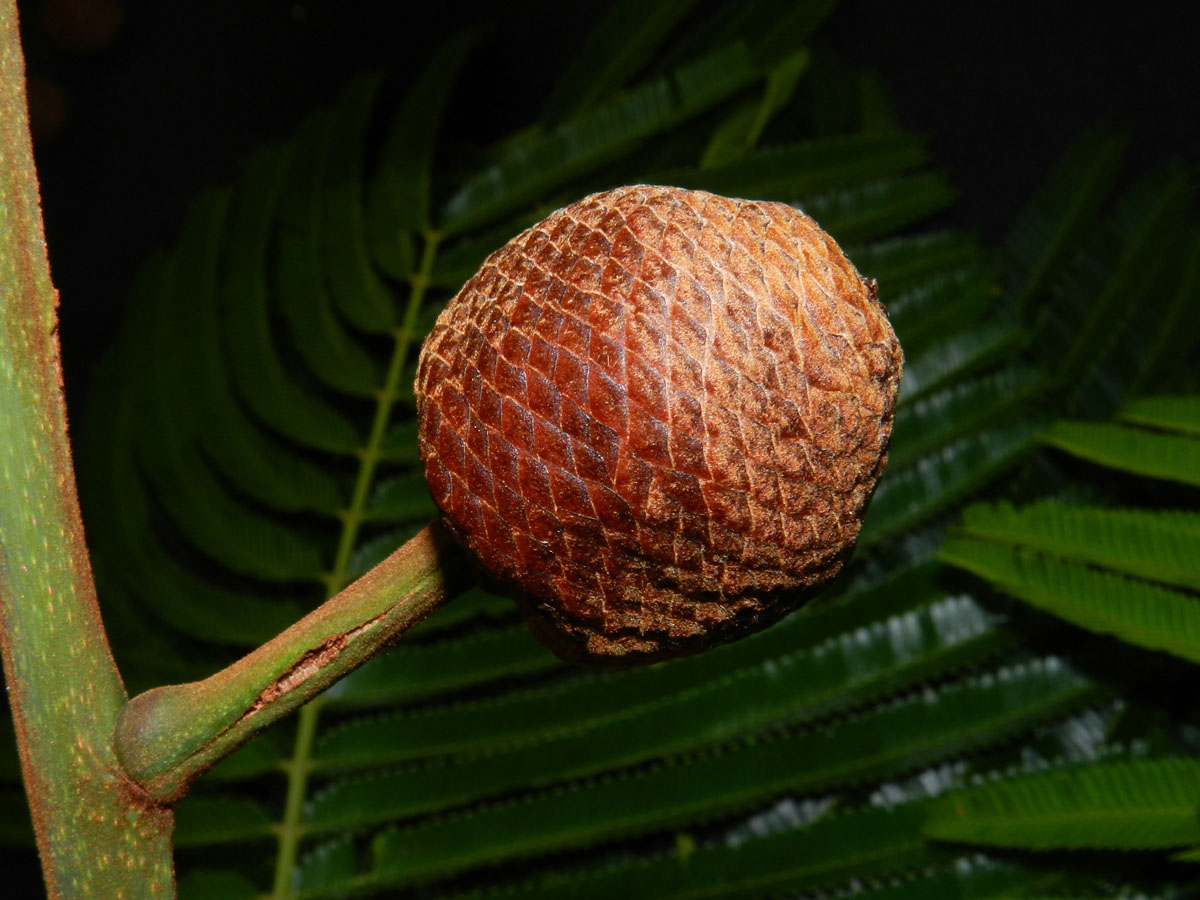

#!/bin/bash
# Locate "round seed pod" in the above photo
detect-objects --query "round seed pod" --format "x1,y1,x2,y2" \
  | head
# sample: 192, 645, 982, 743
416, 186, 902, 666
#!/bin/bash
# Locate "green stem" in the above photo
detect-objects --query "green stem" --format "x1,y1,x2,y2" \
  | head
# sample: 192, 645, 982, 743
0, 4, 174, 896
270, 231, 442, 898
113, 521, 467, 801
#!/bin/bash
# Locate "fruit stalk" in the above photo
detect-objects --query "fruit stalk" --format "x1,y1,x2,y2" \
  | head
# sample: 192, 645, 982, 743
114, 522, 466, 802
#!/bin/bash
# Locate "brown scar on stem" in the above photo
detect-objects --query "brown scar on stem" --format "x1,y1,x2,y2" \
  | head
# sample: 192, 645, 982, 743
241, 612, 388, 720
129, 609, 391, 804
119, 526, 462, 803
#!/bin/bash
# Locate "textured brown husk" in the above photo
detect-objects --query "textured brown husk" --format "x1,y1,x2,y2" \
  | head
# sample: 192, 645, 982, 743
416, 186, 902, 666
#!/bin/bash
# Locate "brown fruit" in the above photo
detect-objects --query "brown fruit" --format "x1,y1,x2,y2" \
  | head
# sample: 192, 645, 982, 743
415, 185, 902, 666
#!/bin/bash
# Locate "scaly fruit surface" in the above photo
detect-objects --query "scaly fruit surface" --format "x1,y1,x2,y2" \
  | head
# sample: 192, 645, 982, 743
416, 185, 902, 665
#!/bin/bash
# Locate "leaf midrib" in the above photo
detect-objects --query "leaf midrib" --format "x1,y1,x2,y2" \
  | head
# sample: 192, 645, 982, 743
270, 231, 443, 899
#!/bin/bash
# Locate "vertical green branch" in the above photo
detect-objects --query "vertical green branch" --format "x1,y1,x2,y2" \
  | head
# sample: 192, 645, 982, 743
0, 3, 174, 897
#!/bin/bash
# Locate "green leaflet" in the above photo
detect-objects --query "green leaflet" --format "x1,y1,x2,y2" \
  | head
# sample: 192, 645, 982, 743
309, 585, 1006, 776
294, 837, 357, 898
860, 423, 1041, 546
955, 501, 1200, 592
405, 584, 515, 635
125, 245, 331, 583
379, 419, 423, 463
220, 142, 362, 454
700, 50, 810, 167
1038, 166, 1194, 414
459, 855, 1066, 900
670, 132, 927, 198
1068, 221, 1200, 410
274, 101, 383, 396
1042, 419, 1200, 487
770, 858, 1062, 900
320, 560, 934, 712
81, 351, 311, 651
104, 546, 307, 649
364, 470, 440, 524
317, 75, 396, 334
541, 0, 700, 123
438, 42, 760, 235
427, 211, 540, 289
940, 537, 1200, 666
322, 621, 561, 708
173, 796, 275, 847
205, 735, 284, 782
411, 804, 942, 900
887, 369, 1046, 471
1120, 395, 1200, 436
897, 320, 1023, 405
368, 30, 477, 273
653, 0, 836, 76
801, 173, 957, 243
429, 131, 938, 294
371, 561, 943, 706
168, 188, 347, 516
307, 650, 1090, 834
999, 131, 1127, 312
320, 656, 1095, 879
885, 264, 998, 358
1127, 229, 1200, 395
850, 231, 982, 294
925, 758, 1200, 850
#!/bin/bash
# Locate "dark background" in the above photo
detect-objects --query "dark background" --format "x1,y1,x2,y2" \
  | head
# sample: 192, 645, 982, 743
18, 0, 1200, 414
